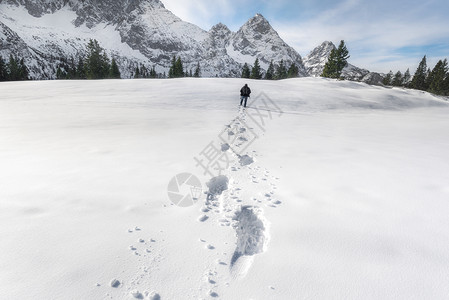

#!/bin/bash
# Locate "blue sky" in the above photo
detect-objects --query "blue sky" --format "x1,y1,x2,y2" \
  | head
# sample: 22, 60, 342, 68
163, 0, 449, 73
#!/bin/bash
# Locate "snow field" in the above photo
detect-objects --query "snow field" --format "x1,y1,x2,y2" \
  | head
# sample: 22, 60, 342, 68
0, 77, 449, 299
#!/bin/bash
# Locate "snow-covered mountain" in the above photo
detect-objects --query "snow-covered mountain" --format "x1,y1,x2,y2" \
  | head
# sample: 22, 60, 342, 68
304, 41, 384, 85
227, 14, 307, 76
0, 0, 308, 79
1, 0, 378, 82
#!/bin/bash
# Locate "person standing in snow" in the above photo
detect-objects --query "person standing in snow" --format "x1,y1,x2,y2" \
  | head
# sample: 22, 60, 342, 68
240, 84, 251, 108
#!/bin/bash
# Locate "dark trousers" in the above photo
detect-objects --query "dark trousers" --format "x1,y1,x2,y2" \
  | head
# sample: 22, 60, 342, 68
240, 96, 248, 107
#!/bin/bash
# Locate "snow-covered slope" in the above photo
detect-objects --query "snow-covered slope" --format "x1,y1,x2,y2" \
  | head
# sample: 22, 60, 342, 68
0, 1, 308, 78
1, 78, 449, 299
304, 41, 384, 84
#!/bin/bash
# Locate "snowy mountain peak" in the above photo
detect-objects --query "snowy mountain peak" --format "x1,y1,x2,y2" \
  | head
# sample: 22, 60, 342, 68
210, 23, 231, 34
228, 12, 306, 75
319, 40, 335, 48
253, 13, 266, 20
303, 41, 336, 76
307, 41, 336, 60
242, 13, 273, 35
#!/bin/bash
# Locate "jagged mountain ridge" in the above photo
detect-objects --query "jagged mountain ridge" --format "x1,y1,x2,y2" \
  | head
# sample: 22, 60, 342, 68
0, 0, 306, 78
1, 0, 380, 82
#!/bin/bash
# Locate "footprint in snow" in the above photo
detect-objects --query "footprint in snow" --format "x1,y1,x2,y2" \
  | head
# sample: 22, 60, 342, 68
147, 292, 161, 300
239, 155, 254, 166
230, 206, 269, 279
209, 290, 219, 297
110, 279, 121, 288
198, 215, 209, 222
221, 143, 230, 151
130, 290, 144, 299
206, 175, 229, 199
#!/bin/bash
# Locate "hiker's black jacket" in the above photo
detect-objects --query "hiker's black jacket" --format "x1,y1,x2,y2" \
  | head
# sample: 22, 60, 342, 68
240, 86, 251, 97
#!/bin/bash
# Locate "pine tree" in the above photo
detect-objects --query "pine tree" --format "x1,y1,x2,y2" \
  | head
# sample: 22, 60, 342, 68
335, 40, 350, 78
287, 63, 299, 78
65, 57, 77, 79
403, 68, 411, 86
19, 58, 29, 80
168, 56, 175, 78
134, 66, 140, 78
241, 63, 250, 78
175, 57, 183, 77
0, 56, 8, 81
392, 71, 403, 86
109, 58, 121, 79
265, 61, 274, 80
150, 66, 157, 78
7, 55, 21, 81
424, 68, 433, 91
275, 60, 287, 80
56, 65, 67, 79
250, 58, 262, 79
194, 62, 201, 77
169, 56, 184, 78
85, 39, 110, 79
77, 57, 86, 79
383, 71, 393, 85
321, 49, 337, 78
443, 72, 449, 96
321, 40, 350, 79
410, 55, 427, 90
428, 59, 448, 95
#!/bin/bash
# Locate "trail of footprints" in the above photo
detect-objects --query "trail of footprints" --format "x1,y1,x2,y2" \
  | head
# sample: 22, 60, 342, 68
103, 226, 164, 299
105, 108, 280, 299
198, 107, 281, 298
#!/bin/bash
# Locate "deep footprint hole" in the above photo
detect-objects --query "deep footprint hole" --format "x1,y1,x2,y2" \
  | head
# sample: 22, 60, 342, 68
231, 205, 268, 267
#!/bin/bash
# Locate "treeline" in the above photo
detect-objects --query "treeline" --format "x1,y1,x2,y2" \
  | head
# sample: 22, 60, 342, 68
133, 64, 158, 79
0, 55, 29, 81
241, 58, 300, 80
56, 39, 121, 79
383, 55, 449, 96
168, 56, 201, 78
